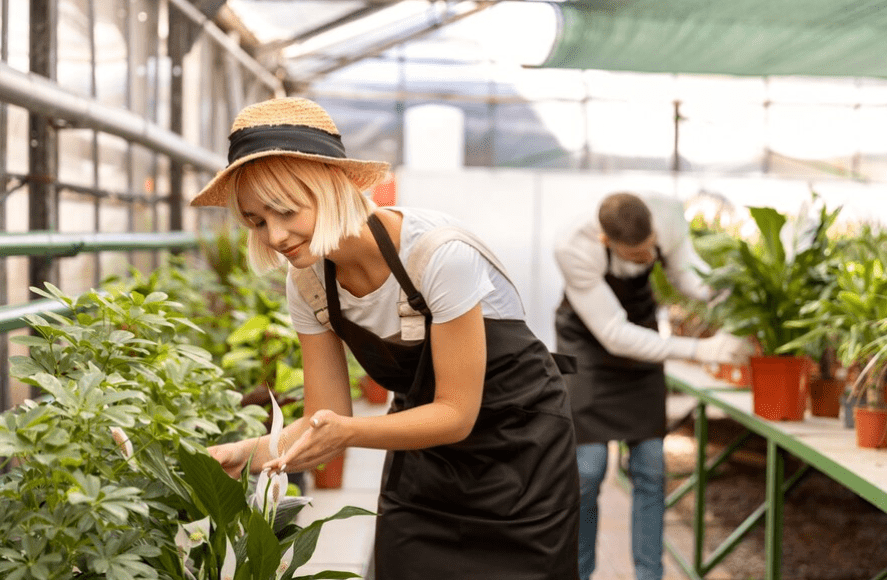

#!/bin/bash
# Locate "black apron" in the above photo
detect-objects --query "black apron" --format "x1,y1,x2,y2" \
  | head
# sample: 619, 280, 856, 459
554, 247, 667, 445
324, 215, 580, 580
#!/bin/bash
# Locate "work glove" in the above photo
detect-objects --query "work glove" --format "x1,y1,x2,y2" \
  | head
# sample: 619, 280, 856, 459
693, 331, 753, 365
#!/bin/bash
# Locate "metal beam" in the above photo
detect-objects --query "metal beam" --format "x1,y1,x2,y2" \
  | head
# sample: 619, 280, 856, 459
0, 231, 199, 257
166, 0, 284, 95
0, 299, 71, 334
257, 4, 394, 55
0, 61, 225, 172
287, 1, 495, 90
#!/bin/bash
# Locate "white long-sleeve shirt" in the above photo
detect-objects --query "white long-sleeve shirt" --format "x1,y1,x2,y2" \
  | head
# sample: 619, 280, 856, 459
554, 194, 710, 363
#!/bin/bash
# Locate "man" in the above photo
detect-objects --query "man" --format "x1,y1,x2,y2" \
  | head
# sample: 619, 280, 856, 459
554, 191, 751, 580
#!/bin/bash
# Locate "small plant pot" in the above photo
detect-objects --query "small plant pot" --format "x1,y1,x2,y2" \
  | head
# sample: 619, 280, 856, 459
853, 407, 887, 449
809, 378, 845, 418
360, 375, 390, 405
719, 363, 750, 387
312, 453, 345, 489
749, 355, 808, 421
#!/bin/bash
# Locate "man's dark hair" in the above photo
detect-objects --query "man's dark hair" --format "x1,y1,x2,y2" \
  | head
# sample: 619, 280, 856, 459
598, 192, 653, 245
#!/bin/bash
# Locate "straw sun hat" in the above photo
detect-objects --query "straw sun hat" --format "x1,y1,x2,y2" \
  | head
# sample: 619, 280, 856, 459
190, 97, 391, 207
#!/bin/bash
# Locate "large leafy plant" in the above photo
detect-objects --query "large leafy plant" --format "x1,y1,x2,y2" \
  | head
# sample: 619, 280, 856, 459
0, 284, 370, 579
781, 229, 887, 406
702, 202, 841, 356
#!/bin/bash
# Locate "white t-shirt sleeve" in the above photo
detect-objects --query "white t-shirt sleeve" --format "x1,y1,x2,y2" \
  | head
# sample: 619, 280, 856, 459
286, 267, 330, 335
555, 207, 698, 363
422, 241, 496, 323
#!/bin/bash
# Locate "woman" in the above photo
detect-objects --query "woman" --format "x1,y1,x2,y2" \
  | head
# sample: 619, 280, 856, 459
195, 97, 579, 579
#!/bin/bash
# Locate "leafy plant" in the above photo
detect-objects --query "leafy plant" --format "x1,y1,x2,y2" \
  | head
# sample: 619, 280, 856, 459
0, 284, 371, 579
783, 228, 887, 407
702, 201, 841, 356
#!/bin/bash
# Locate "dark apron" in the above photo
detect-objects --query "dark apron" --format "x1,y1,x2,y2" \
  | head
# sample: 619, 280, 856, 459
554, 247, 667, 445
324, 215, 580, 580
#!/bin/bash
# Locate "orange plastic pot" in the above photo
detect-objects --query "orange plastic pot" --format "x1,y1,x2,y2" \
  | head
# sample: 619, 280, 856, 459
719, 363, 751, 387
360, 375, 390, 405
854, 407, 887, 449
312, 453, 345, 489
809, 378, 845, 418
749, 355, 808, 421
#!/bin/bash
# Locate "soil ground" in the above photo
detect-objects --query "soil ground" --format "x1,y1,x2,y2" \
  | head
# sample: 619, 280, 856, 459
664, 418, 887, 580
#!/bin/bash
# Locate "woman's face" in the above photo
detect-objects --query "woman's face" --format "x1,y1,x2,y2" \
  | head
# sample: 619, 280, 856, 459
237, 189, 319, 268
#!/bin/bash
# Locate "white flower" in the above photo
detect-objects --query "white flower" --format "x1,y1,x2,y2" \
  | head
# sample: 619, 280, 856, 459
253, 468, 289, 515
276, 543, 295, 579
109, 426, 133, 459
221, 537, 236, 580
250, 388, 290, 517
175, 516, 211, 557
267, 387, 284, 460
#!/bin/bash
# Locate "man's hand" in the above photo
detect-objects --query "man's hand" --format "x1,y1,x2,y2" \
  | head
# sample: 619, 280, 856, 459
694, 331, 753, 365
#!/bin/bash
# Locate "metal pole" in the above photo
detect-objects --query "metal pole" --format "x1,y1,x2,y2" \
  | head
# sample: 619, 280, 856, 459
764, 439, 785, 580
0, 61, 225, 172
124, 0, 136, 268
692, 402, 708, 575
88, 0, 101, 287
672, 100, 682, 173
168, 4, 185, 233
0, 231, 199, 257
0, 0, 8, 413
28, 0, 58, 300
166, 0, 283, 96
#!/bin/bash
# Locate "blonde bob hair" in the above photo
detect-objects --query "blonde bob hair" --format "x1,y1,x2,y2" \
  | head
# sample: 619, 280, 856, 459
227, 156, 376, 273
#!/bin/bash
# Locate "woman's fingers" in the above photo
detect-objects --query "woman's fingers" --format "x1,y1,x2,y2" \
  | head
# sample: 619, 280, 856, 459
263, 411, 340, 473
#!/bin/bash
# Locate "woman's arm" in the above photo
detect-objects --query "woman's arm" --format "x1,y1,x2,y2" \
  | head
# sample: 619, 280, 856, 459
209, 329, 352, 476
264, 304, 486, 473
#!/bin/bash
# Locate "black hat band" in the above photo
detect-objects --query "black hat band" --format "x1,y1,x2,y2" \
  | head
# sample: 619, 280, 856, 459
227, 124, 347, 165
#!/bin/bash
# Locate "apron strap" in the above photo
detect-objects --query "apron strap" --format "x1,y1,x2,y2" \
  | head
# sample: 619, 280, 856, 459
367, 214, 432, 317
294, 266, 332, 332
402, 225, 524, 315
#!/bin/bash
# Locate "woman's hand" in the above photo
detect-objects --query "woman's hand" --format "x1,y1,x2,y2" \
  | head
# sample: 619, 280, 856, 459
208, 439, 260, 479
263, 410, 349, 473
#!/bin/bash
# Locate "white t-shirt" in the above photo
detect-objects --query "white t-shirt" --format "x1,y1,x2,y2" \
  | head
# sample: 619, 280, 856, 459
287, 207, 525, 337
554, 194, 711, 363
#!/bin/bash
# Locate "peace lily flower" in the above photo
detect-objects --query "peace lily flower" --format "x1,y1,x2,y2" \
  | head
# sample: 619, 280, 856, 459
251, 389, 289, 519
175, 516, 211, 557
109, 426, 133, 459
276, 543, 295, 579
221, 537, 236, 580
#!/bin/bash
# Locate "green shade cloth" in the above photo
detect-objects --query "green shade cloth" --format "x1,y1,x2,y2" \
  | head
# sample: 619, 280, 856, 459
542, 1, 887, 78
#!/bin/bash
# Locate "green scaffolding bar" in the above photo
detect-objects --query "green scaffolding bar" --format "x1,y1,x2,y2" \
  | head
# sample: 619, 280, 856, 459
0, 231, 199, 257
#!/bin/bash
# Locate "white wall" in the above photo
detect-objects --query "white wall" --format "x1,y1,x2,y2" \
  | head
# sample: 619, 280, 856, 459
396, 167, 887, 350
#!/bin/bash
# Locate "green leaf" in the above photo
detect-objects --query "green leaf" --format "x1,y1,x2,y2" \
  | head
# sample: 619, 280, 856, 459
748, 206, 786, 264
8, 335, 52, 348
177, 446, 248, 528
246, 510, 282, 580
227, 315, 272, 346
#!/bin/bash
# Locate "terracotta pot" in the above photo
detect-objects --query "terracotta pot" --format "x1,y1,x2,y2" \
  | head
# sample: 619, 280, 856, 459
360, 375, 390, 405
853, 407, 887, 449
719, 363, 751, 387
809, 378, 845, 418
749, 355, 808, 421
312, 454, 345, 489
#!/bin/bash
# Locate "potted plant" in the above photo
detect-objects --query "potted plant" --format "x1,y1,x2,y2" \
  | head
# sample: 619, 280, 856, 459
846, 347, 887, 448
783, 227, 887, 436
703, 201, 841, 421
832, 231, 887, 446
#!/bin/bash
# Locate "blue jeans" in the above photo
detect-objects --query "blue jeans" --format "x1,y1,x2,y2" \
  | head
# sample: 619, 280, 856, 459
576, 439, 665, 580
